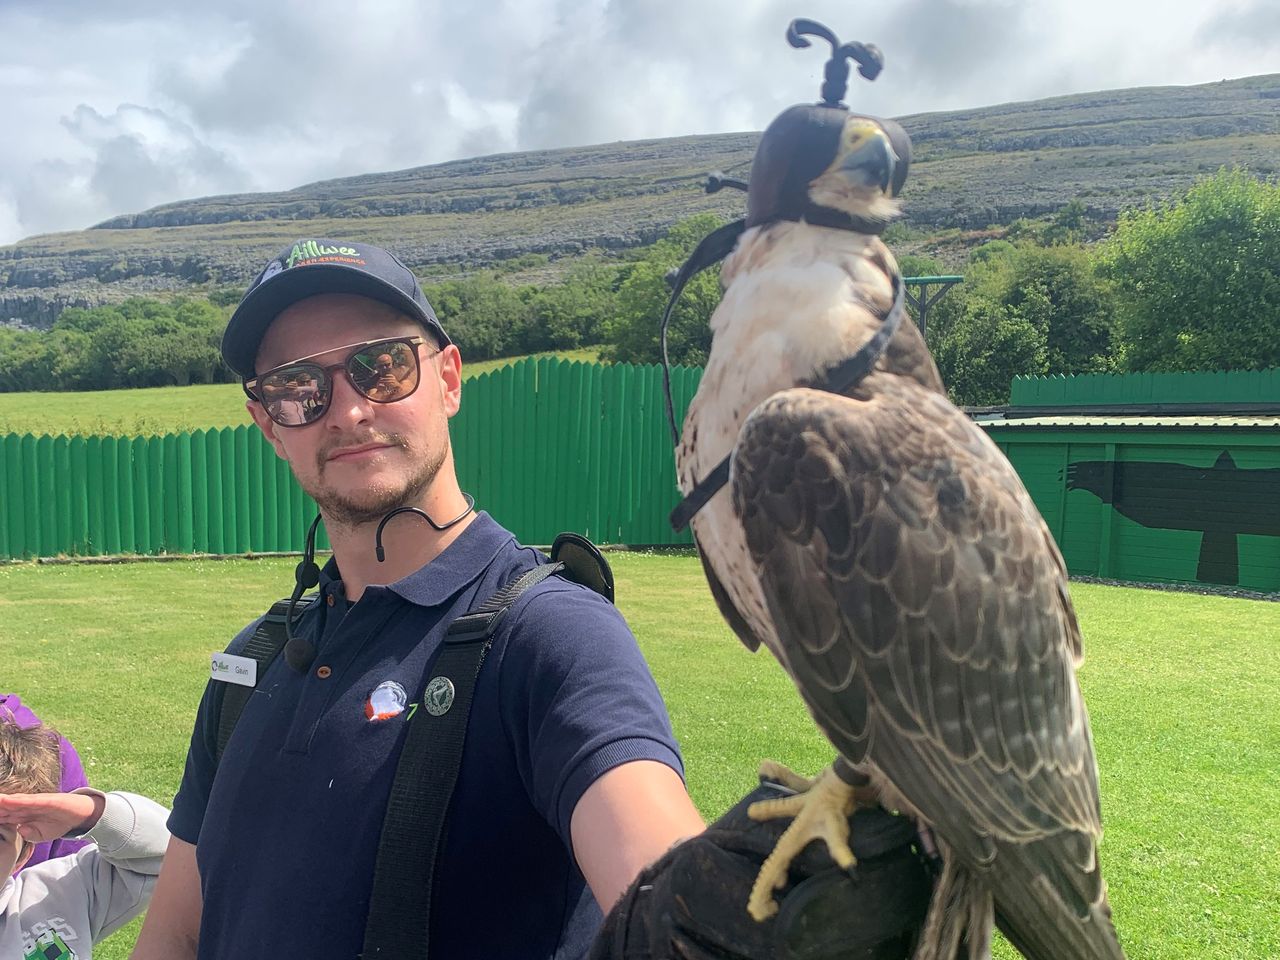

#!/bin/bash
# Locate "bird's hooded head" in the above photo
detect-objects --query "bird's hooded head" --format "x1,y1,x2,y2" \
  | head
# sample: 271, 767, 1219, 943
746, 20, 911, 233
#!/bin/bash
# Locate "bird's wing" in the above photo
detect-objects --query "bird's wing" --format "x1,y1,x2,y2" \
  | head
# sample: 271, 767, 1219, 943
731, 380, 1102, 860
695, 544, 766, 652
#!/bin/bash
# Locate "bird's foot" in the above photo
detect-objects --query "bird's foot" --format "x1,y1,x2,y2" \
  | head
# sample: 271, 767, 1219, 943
757, 758, 820, 792
746, 763, 858, 921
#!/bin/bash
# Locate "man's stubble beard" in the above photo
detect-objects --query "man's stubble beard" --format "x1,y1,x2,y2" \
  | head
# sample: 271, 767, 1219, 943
303, 431, 449, 528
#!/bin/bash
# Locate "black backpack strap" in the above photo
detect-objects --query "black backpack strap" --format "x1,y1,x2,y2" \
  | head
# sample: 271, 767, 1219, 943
214, 596, 317, 763
361, 561, 565, 959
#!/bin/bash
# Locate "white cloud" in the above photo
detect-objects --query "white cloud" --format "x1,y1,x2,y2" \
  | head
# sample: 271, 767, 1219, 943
0, 0, 1276, 245
1197, 0, 1280, 54
0, 194, 22, 248
70, 104, 247, 214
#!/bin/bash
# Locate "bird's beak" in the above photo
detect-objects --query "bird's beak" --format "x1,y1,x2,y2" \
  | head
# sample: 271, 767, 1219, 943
836, 125, 896, 195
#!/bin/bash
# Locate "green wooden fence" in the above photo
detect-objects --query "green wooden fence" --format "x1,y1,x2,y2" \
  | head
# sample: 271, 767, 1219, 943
0, 358, 703, 560
1010, 368, 1280, 407
16, 358, 1274, 586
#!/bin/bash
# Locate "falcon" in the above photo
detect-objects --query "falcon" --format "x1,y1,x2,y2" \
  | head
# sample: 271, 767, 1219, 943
670, 20, 1126, 960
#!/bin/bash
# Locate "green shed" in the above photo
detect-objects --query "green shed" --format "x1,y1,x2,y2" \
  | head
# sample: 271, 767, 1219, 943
976, 370, 1280, 593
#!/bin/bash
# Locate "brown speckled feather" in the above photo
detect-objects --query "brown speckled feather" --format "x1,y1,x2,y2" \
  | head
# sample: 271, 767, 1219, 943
730, 378, 1123, 959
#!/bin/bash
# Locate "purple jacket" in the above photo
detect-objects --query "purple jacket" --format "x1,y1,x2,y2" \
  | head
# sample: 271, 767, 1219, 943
0, 693, 90, 872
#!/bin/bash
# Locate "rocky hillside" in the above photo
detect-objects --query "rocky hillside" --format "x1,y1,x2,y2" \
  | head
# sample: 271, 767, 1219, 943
3, 74, 1277, 328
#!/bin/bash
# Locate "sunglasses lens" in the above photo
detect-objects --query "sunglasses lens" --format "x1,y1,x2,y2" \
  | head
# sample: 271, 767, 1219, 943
348, 340, 420, 402
258, 366, 329, 426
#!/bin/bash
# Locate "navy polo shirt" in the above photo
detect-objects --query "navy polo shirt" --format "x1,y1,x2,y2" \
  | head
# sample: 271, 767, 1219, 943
170, 512, 683, 959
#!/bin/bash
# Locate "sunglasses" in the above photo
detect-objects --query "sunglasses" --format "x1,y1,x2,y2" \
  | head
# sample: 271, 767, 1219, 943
245, 336, 433, 427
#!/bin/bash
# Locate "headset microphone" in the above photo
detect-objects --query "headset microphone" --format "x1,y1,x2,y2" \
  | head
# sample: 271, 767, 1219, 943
284, 514, 323, 672
283, 497, 476, 671
373, 495, 475, 562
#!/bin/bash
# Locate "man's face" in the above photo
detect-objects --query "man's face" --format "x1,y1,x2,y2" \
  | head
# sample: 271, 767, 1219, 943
247, 293, 463, 527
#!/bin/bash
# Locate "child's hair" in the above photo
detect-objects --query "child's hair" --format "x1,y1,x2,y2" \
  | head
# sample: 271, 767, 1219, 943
0, 717, 61, 795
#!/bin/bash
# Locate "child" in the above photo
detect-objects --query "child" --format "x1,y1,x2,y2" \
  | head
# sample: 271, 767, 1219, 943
1, 718, 169, 959
0, 694, 91, 870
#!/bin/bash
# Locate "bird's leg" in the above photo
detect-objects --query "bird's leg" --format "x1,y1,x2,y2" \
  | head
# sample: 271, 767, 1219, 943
746, 762, 875, 921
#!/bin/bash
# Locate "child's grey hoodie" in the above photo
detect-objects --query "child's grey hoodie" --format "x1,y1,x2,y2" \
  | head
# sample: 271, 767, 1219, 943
1, 790, 169, 959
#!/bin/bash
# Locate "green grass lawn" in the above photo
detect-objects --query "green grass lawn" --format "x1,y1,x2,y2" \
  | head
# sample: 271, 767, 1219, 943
1, 556, 1276, 958
0, 347, 605, 437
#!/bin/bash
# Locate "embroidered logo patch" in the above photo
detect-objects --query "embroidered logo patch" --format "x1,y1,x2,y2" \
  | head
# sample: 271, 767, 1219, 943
285, 239, 365, 270
364, 680, 408, 722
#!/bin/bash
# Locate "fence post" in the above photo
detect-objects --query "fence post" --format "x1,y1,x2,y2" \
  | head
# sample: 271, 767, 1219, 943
192, 430, 209, 553
233, 427, 250, 553
176, 432, 195, 553
2, 435, 21, 558
131, 436, 149, 553
21, 434, 39, 557
205, 428, 223, 554
117, 436, 135, 555
36, 436, 56, 556
147, 436, 164, 554
85, 437, 104, 555
0, 438, 10, 559
69, 436, 88, 555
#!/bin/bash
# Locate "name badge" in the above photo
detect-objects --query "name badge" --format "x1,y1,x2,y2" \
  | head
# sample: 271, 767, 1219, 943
211, 653, 257, 687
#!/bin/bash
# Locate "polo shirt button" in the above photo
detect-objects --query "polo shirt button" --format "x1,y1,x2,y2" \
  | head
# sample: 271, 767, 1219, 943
317, 665, 332, 679
326, 594, 335, 606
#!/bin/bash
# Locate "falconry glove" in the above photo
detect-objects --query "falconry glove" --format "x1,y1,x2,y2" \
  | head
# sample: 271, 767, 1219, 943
589, 779, 933, 960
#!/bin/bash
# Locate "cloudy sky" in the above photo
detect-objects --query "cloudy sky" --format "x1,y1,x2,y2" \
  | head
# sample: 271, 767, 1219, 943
1, 0, 1276, 246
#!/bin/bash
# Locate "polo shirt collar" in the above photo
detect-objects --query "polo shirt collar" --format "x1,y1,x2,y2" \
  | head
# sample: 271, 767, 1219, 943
317, 511, 515, 609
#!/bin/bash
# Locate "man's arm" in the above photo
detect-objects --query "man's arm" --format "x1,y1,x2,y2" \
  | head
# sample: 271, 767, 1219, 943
129, 835, 202, 960
571, 760, 705, 912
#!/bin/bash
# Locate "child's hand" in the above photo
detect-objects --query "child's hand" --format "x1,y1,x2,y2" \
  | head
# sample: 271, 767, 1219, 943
0, 792, 104, 842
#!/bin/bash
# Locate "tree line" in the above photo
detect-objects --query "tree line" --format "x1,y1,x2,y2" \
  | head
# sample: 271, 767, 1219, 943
0, 298, 231, 392
0, 261, 622, 392
1, 167, 1276, 403
915, 168, 1280, 404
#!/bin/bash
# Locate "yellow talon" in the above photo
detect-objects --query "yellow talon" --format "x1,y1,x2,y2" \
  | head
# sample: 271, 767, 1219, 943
746, 764, 859, 921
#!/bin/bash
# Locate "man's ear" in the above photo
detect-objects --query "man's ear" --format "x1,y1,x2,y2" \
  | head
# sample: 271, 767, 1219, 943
15, 840, 33, 873
246, 400, 289, 461
437, 344, 463, 418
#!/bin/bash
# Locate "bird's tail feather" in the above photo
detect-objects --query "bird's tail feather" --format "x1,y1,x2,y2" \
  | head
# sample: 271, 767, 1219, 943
991, 837, 1126, 960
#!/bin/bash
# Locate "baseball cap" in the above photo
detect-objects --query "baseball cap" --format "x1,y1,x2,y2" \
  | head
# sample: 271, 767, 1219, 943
221, 238, 451, 378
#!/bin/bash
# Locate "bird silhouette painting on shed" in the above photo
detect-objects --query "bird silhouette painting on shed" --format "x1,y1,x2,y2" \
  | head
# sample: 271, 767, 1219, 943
1065, 451, 1280, 585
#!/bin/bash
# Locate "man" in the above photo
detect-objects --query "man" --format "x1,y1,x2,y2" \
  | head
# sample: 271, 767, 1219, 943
291, 370, 322, 412
368, 350, 407, 400
132, 239, 705, 959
